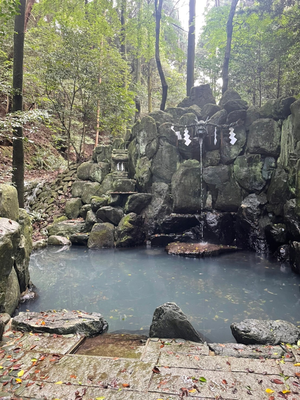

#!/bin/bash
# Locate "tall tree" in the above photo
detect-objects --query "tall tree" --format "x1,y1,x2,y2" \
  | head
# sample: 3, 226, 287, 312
155, 0, 168, 110
221, 0, 238, 94
12, 0, 26, 208
186, 0, 196, 96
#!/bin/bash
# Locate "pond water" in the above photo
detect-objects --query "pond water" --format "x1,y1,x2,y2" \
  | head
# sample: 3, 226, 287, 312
17, 246, 300, 343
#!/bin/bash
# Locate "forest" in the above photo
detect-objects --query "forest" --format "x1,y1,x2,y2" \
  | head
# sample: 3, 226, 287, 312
0, 0, 299, 172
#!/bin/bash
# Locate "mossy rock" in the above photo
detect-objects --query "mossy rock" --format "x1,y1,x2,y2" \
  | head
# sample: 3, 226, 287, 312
87, 223, 115, 249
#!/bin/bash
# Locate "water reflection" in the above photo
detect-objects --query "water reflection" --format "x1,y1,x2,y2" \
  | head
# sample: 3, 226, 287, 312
17, 246, 300, 342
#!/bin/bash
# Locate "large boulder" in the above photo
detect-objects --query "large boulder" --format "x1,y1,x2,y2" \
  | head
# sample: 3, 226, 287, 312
124, 193, 152, 214
77, 161, 110, 183
290, 241, 300, 274
14, 209, 32, 293
171, 160, 204, 213
134, 156, 152, 192
12, 310, 108, 337
87, 222, 115, 249
72, 181, 102, 204
204, 212, 235, 245
135, 116, 158, 159
115, 213, 145, 247
214, 175, 243, 212
231, 319, 300, 345
65, 198, 82, 219
233, 154, 266, 193
260, 96, 296, 120
4, 267, 20, 316
278, 116, 294, 169
267, 168, 292, 215
48, 235, 72, 246
0, 219, 20, 313
152, 141, 179, 183
219, 89, 242, 107
48, 219, 86, 237
235, 194, 269, 252
178, 84, 215, 108
149, 110, 173, 126
247, 118, 281, 157
92, 145, 112, 163
142, 182, 173, 235
149, 302, 203, 342
220, 125, 247, 165
0, 184, 19, 221
96, 206, 124, 226
284, 199, 300, 241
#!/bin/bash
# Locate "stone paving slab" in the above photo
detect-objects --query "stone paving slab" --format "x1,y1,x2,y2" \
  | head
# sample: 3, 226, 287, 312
1, 332, 300, 400
159, 352, 231, 371
229, 356, 281, 375
209, 343, 286, 359
18, 332, 83, 354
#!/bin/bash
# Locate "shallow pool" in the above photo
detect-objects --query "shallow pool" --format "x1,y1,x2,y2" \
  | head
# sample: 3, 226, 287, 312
17, 246, 300, 342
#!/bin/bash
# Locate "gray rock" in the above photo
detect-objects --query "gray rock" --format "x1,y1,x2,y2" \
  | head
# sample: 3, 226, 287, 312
48, 220, 86, 237
235, 194, 269, 252
4, 267, 20, 316
267, 168, 292, 215
231, 319, 300, 345
187, 104, 202, 118
87, 223, 115, 249
203, 150, 220, 167
90, 196, 109, 212
85, 210, 97, 231
284, 199, 300, 241
179, 112, 197, 127
15, 209, 32, 293
214, 172, 243, 212
219, 89, 241, 107
69, 233, 90, 246
233, 154, 266, 192
48, 235, 72, 246
112, 178, 136, 193
152, 142, 179, 183
77, 162, 110, 183
124, 193, 152, 214
72, 181, 102, 203
223, 99, 248, 114
149, 110, 173, 126
136, 116, 158, 159
202, 103, 221, 120
245, 106, 260, 130
12, 310, 108, 337
171, 160, 204, 213
220, 124, 247, 164
79, 204, 92, 219
204, 212, 235, 245
92, 145, 112, 163
226, 109, 247, 124
291, 99, 300, 142
135, 157, 152, 192
178, 84, 215, 108
116, 213, 145, 247
247, 118, 281, 157
159, 214, 199, 234
96, 206, 124, 226
209, 343, 285, 359
149, 302, 203, 342
164, 107, 188, 122
0, 184, 19, 221
158, 123, 178, 147
65, 198, 82, 219
260, 96, 296, 120
278, 115, 293, 169
290, 241, 300, 274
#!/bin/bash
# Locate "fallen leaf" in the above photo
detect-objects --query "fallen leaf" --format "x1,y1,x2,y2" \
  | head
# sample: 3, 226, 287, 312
294, 363, 300, 366
15, 378, 22, 383
152, 367, 160, 374
70, 374, 77, 379
122, 383, 130, 387
282, 390, 291, 394
199, 376, 207, 383
55, 381, 63, 384
271, 378, 284, 384
266, 388, 274, 393
17, 370, 24, 377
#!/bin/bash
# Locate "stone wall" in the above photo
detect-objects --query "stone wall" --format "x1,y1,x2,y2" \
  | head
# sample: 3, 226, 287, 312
0, 184, 32, 314
47, 85, 300, 262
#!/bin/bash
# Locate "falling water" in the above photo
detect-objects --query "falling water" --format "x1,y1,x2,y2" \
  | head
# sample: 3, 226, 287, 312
198, 136, 204, 239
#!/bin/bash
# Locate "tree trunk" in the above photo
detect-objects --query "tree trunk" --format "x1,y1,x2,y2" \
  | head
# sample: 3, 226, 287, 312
186, 0, 196, 96
155, 0, 168, 111
148, 60, 153, 113
12, 0, 26, 208
25, 0, 35, 31
221, 0, 238, 94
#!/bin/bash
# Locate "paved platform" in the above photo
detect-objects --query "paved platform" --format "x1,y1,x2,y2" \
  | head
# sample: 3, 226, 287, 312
0, 325, 300, 400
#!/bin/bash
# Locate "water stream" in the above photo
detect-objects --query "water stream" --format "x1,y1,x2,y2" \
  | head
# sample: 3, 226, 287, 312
17, 246, 300, 342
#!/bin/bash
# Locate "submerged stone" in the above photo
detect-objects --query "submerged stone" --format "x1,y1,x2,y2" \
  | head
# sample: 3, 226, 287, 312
166, 242, 238, 257
12, 309, 108, 337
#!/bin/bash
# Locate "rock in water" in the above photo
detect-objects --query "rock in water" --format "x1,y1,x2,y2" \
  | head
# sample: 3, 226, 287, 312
12, 310, 108, 337
231, 319, 300, 345
149, 302, 203, 342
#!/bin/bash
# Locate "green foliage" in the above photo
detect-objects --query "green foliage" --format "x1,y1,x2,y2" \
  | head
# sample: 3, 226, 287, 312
196, 1, 300, 105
